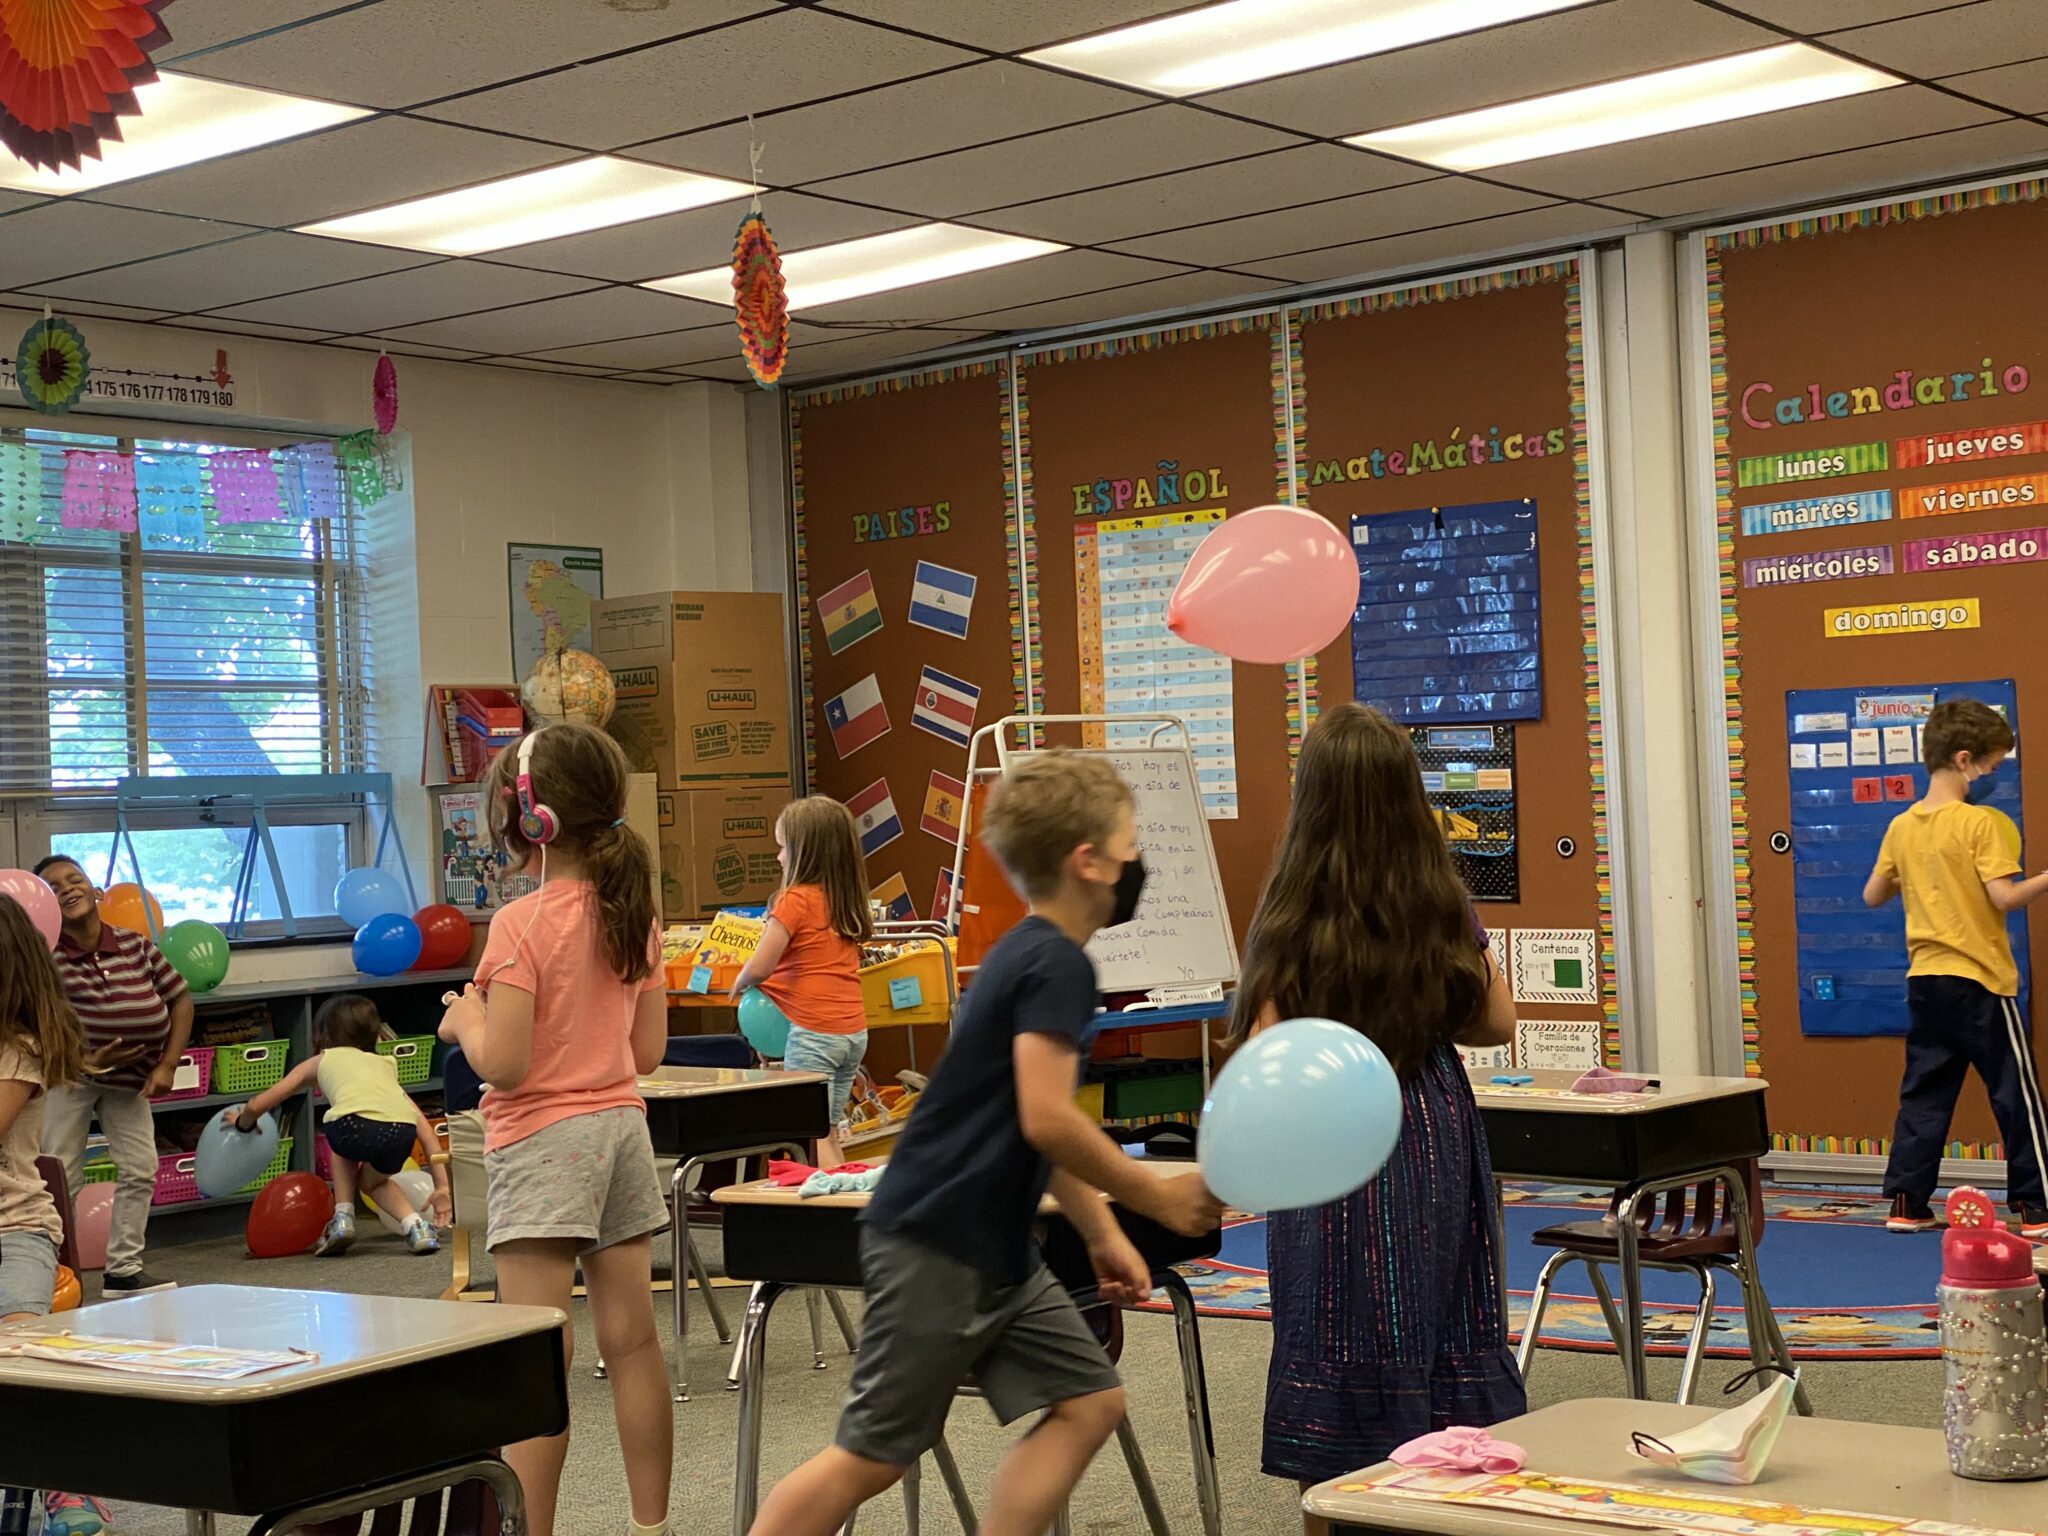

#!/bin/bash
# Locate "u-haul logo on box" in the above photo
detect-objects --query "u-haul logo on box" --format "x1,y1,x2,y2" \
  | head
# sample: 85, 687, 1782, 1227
614, 667, 659, 698
707, 688, 755, 710
723, 816, 768, 838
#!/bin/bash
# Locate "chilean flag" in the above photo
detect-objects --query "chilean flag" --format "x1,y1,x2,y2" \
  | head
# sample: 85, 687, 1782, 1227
846, 778, 903, 858
910, 665, 979, 748
824, 674, 889, 758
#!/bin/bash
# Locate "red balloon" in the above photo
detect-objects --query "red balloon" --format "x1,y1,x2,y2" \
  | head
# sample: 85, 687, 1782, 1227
411, 904, 473, 972
246, 1172, 333, 1258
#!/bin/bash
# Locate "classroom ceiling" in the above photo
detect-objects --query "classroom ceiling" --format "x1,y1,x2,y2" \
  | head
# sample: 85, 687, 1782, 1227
3, 0, 2046, 387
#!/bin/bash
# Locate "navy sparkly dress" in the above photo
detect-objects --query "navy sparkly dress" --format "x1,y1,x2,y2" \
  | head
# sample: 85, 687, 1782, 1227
1260, 1039, 1526, 1482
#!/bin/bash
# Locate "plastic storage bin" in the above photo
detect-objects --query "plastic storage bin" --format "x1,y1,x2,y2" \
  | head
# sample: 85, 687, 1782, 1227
377, 1035, 435, 1086
148, 1046, 214, 1103
858, 940, 954, 1028
213, 1039, 289, 1094
153, 1136, 293, 1205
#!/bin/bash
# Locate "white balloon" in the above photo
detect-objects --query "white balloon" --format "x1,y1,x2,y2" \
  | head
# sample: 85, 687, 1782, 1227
371, 1168, 436, 1234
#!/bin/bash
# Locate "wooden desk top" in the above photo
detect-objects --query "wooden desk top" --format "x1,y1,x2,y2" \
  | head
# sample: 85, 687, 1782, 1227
638, 1065, 827, 1098
1304, 1399, 2037, 1533
1468, 1069, 1767, 1114
0, 1285, 563, 1403
710, 1154, 1196, 1213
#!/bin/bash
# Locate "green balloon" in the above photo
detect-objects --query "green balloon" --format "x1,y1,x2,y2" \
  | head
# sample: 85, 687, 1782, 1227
161, 919, 230, 993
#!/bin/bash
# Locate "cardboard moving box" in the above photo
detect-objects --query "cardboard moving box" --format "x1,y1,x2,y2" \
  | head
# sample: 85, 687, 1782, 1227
593, 592, 792, 787
656, 783, 791, 921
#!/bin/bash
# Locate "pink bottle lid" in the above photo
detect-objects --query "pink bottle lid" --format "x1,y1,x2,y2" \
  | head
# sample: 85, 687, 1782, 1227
1942, 1187, 2036, 1289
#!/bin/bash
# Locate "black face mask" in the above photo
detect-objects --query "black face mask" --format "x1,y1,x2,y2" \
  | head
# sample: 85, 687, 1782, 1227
1108, 858, 1148, 928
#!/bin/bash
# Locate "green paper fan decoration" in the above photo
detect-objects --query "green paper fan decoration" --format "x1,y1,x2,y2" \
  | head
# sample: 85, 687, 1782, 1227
731, 211, 788, 388
17, 317, 91, 414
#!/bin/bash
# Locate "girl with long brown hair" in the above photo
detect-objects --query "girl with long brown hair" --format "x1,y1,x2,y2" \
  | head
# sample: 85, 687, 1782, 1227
1229, 702, 1522, 1485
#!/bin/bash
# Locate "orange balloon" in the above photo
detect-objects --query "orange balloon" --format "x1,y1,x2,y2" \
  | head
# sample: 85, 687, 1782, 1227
100, 883, 164, 934
51, 1264, 80, 1312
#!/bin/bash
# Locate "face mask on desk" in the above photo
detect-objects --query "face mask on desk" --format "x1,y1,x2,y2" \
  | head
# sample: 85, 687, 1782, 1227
1631, 1369, 1797, 1485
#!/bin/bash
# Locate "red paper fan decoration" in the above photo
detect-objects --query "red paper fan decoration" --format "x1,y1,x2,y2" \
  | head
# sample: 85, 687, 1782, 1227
731, 212, 788, 388
373, 353, 398, 434
0, 0, 175, 172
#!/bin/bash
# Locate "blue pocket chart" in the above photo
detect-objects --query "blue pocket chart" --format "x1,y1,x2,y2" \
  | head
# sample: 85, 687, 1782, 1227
1787, 678, 2027, 1037
1350, 500, 1541, 724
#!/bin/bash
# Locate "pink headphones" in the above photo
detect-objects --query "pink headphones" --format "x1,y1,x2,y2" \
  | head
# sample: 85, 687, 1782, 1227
514, 732, 559, 844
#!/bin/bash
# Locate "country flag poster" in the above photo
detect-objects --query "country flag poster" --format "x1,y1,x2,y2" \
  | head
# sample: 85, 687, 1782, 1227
910, 665, 980, 748
922, 770, 967, 844
825, 674, 890, 758
870, 872, 914, 922
932, 867, 960, 926
908, 560, 976, 639
847, 778, 903, 859
817, 570, 881, 655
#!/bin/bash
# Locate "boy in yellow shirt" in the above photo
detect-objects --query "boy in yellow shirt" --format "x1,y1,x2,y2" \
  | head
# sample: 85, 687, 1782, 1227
1865, 699, 2048, 1236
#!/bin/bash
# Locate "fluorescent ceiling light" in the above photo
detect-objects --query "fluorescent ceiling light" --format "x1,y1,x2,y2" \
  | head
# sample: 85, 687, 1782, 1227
0, 73, 366, 195
299, 158, 755, 254
647, 224, 1066, 312
1349, 43, 1898, 170
1025, 0, 1600, 95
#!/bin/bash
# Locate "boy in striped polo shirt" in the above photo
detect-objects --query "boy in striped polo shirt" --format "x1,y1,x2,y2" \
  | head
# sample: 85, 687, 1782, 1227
34, 856, 193, 1294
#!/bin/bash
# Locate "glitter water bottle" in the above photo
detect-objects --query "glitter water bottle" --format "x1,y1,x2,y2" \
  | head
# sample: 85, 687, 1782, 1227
1938, 1187, 2048, 1480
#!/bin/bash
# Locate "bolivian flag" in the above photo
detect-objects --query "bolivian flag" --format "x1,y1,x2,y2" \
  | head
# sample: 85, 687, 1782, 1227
819, 570, 882, 654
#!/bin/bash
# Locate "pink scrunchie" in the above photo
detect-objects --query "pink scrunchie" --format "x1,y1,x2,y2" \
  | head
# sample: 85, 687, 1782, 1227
1390, 1426, 1527, 1473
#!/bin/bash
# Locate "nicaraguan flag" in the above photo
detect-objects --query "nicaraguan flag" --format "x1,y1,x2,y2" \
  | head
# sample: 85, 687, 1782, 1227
818, 570, 881, 654
908, 560, 975, 639
824, 673, 889, 758
910, 665, 979, 748
846, 778, 902, 858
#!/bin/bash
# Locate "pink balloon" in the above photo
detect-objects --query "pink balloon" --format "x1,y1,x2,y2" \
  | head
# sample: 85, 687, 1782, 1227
0, 869, 60, 950
75, 1182, 115, 1271
1167, 504, 1358, 665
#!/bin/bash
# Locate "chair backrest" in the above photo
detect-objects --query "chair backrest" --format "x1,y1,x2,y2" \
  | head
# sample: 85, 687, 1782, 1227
664, 1033, 755, 1070
35, 1155, 80, 1273
1605, 1158, 1766, 1248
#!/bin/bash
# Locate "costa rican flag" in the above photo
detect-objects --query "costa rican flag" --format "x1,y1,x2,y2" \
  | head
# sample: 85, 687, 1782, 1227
846, 778, 902, 858
910, 665, 979, 748
824, 674, 889, 758
907, 561, 975, 638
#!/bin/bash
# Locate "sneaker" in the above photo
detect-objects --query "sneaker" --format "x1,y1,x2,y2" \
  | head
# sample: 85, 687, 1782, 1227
100, 1269, 175, 1295
403, 1216, 440, 1256
1886, 1195, 1937, 1233
2016, 1206, 2048, 1240
313, 1211, 356, 1257
43, 1493, 113, 1536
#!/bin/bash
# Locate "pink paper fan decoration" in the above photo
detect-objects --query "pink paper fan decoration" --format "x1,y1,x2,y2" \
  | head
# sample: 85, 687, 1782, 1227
211, 449, 284, 524
373, 354, 398, 435
59, 449, 138, 531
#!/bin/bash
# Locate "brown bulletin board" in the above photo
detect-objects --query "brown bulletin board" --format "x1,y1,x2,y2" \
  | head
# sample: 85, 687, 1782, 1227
1709, 183, 2048, 1153
1018, 318, 1293, 953
1293, 264, 1613, 1060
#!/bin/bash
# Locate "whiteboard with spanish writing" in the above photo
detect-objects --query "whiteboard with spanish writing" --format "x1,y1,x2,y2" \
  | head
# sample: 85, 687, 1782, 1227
1086, 747, 1239, 994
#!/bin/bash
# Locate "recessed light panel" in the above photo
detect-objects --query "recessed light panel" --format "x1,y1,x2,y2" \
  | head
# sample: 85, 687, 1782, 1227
647, 225, 1066, 312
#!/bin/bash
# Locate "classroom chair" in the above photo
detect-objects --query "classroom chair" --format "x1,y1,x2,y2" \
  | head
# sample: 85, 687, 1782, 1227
1515, 1158, 1812, 1414
35, 1156, 81, 1274
440, 1111, 489, 1302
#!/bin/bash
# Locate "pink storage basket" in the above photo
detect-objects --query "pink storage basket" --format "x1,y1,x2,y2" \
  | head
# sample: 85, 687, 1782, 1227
149, 1046, 214, 1103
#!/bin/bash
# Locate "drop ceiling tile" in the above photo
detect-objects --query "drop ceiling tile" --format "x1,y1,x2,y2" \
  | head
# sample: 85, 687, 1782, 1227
957, 268, 1284, 333
1716, 0, 1975, 29
374, 285, 723, 352
1110, 179, 1550, 269
84, 117, 576, 227
681, 326, 971, 382
326, 336, 487, 359
205, 259, 598, 330
1247, 203, 1630, 286
1943, 57, 2048, 113
177, 0, 775, 108
1617, 119, 2048, 219
165, 317, 341, 342
156, 2, 358, 61
1504, 86, 1994, 200
1827, 1, 2045, 78
811, 105, 1301, 219
0, 204, 246, 290
606, 372, 688, 386
821, 0, 1208, 52
1198, 0, 1780, 137
519, 326, 754, 371
798, 249, 1181, 327
477, 357, 625, 378
0, 191, 47, 216
40, 232, 434, 313
421, 9, 974, 148
1, 294, 173, 322
972, 146, 1434, 246
493, 194, 915, 283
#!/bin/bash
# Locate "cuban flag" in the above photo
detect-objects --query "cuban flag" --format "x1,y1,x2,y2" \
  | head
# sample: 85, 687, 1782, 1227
910, 665, 979, 748
932, 867, 960, 926
908, 561, 976, 639
846, 778, 903, 858
824, 674, 889, 758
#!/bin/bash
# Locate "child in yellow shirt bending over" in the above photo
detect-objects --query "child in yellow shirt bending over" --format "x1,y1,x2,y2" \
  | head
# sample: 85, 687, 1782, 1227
1864, 699, 2048, 1237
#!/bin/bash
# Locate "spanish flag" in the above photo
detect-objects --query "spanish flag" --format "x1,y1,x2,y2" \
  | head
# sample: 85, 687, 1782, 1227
818, 570, 881, 654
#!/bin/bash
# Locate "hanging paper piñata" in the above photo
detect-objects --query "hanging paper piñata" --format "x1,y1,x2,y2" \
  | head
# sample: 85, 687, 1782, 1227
0, 0, 174, 171
59, 450, 137, 532
209, 449, 284, 524
373, 353, 398, 434
17, 317, 91, 413
731, 212, 788, 388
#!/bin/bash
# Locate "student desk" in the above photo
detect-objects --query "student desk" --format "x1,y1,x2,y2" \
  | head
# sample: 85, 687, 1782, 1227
0, 1285, 566, 1536
1303, 1398, 2041, 1535
711, 1160, 1224, 1536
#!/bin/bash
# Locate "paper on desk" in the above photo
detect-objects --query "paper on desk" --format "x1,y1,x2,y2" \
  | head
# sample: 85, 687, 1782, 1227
0, 1332, 314, 1379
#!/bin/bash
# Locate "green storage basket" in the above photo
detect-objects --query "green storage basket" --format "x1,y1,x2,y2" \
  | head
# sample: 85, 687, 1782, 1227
81, 1160, 117, 1185
214, 1039, 290, 1094
241, 1135, 294, 1195
377, 1035, 434, 1086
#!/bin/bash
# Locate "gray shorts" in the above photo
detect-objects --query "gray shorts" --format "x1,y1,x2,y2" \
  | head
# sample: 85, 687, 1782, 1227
835, 1227, 1121, 1466
0, 1230, 58, 1319
484, 1106, 669, 1255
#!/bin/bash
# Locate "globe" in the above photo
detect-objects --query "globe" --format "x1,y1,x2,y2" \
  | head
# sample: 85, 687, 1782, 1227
522, 648, 616, 726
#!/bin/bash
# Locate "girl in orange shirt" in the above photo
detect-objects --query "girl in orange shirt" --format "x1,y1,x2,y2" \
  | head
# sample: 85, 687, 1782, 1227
731, 796, 873, 1163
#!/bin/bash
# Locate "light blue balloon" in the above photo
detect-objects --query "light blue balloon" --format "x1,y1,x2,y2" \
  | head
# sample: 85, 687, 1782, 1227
1198, 1017, 1402, 1213
196, 1109, 280, 1199
335, 867, 408, 929
737, 988, 792, 1059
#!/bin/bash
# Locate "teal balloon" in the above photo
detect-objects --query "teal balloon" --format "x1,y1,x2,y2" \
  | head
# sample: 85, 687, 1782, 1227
196, 1110, 279, 1199
353, 913, 423, 976
737, 989, 792, 1059
160, 919, 230, 993
335, 867, 408, 929
1198, 1018, 1402, 1213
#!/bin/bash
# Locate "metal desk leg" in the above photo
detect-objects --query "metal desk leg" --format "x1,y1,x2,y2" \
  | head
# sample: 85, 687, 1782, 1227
1159, 1271, 1223, 1536
733, 1281, 791, 1536
930, 1434, 976, 1531
1115, 1415, 1171, 1536
899, 1456, 920, 1536
827, 1289, 858, 1351
672, 1145, 797, 1402
1721, 1169, 1814, 1417
185, 1513, 216, 1536
1613, 1186, 1650, 1401
806, 1287, 827, 1370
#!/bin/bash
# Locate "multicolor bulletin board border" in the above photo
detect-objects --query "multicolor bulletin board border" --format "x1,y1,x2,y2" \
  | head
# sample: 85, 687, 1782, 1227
788, 357, 1009, 785
1703, 175, 2048, 1081
1771, 1130, 2006, 1160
